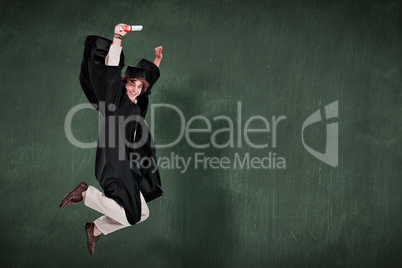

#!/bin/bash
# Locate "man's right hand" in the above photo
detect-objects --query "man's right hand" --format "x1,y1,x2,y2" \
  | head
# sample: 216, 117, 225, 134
114, 23, 129, 36
112, 23, 129, 46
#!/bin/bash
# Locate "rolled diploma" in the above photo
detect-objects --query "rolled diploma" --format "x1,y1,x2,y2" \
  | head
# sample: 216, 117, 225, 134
118, 25, 143, 32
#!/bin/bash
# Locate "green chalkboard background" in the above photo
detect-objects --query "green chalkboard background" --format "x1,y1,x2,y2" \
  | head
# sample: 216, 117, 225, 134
0, 0, 400, 267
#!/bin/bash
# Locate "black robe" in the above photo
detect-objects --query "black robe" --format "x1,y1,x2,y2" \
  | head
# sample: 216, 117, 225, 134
79, 35, 163, 225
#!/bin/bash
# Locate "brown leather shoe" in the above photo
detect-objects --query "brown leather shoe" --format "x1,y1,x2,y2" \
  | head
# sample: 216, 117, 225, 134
85, 222, 100, 254
59, 182, 88, 208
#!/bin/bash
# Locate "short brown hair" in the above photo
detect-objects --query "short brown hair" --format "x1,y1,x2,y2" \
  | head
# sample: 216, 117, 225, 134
121, 76, 150, 94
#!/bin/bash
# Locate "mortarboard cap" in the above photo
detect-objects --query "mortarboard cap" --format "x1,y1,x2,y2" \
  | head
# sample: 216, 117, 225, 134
124, 66, 147, 80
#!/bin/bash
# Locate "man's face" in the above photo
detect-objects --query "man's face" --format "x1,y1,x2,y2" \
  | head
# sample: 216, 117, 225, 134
126, 79, 143, 103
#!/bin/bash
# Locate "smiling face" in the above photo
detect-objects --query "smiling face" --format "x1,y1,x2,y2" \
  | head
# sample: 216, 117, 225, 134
122, 76, 150, 104
125, 79, 143, 103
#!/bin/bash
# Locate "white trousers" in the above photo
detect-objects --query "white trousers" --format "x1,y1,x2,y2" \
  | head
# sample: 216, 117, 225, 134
84, 186, 149, 235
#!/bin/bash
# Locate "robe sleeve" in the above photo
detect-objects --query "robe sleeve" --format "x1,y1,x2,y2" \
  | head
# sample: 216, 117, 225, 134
79, 35, 126, 113
136, 59, 160, 118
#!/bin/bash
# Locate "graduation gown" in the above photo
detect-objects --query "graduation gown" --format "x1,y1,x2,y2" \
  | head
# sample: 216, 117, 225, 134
79, 35, 163, 225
